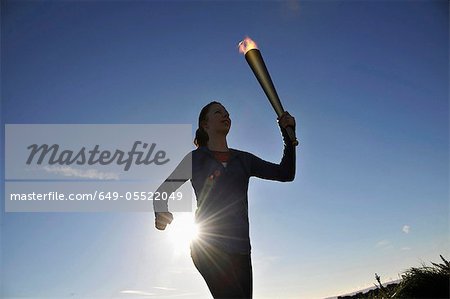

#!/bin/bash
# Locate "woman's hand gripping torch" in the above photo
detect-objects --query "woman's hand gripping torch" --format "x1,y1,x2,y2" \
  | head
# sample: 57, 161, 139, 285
239, 37, 299, 146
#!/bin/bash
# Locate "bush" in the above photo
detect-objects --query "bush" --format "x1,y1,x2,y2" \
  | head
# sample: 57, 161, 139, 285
393, 255, 450, 299
338, 255, 450, 299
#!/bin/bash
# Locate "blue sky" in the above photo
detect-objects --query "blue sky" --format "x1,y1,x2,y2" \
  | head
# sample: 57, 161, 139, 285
1, 0, 448, 298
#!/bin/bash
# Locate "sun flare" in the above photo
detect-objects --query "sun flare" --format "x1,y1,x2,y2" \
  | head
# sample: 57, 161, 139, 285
167, 213, 199, 255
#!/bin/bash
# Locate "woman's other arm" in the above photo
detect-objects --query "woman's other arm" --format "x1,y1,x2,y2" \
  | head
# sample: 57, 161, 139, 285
154, 152, 192, 230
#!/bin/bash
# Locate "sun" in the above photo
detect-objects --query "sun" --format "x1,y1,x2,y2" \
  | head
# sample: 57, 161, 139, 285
166, 213, 199, 255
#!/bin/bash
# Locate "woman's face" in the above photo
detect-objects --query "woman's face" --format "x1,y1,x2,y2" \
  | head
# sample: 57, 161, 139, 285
202, 103, 231, 135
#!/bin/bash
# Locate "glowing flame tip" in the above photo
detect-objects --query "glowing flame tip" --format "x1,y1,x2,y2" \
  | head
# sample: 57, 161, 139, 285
238, 36, 258, 55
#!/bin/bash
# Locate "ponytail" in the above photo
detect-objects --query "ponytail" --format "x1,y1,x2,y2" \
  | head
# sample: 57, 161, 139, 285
194, 127, 209, 147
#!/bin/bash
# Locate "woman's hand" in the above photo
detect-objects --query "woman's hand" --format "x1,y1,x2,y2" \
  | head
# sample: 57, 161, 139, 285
155, 212, 173, 230
277, 111, 296, 130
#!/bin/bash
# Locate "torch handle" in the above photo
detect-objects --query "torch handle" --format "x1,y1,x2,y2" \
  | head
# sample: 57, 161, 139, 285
284, 126, 298, 146
277, 111, 298, 146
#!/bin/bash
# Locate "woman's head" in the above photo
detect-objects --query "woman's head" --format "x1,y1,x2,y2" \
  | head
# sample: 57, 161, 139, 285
194, 101, 231, 147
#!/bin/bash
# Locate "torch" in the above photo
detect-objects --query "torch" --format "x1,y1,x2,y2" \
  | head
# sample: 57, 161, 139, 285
238, 37, 298, 146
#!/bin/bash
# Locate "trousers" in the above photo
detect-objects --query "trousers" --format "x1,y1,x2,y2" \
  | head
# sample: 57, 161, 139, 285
191, 242, 253, 299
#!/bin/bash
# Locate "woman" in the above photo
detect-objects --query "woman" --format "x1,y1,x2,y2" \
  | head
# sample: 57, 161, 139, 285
155, 101, 296, 299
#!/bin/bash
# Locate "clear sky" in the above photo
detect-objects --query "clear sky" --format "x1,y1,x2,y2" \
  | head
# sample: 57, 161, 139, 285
1, 0, 448, 298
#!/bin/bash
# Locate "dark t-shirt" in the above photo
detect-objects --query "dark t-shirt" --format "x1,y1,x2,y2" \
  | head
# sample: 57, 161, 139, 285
155, 128, 296, 254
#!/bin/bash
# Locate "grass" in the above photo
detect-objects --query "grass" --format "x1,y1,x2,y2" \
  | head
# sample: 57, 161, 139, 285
338, 255, 450, 299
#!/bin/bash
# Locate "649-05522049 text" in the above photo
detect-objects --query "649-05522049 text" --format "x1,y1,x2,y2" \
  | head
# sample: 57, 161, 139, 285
9, 191, 183, 201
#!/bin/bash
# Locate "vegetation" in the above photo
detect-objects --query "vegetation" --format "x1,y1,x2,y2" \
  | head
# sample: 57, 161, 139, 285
338, 255, 450, 299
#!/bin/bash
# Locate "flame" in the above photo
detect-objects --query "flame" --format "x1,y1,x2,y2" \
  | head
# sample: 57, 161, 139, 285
238, 36, 258, 54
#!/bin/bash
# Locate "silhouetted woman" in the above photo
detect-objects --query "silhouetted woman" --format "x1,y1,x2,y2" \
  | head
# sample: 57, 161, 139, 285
155, 101, 296, 299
